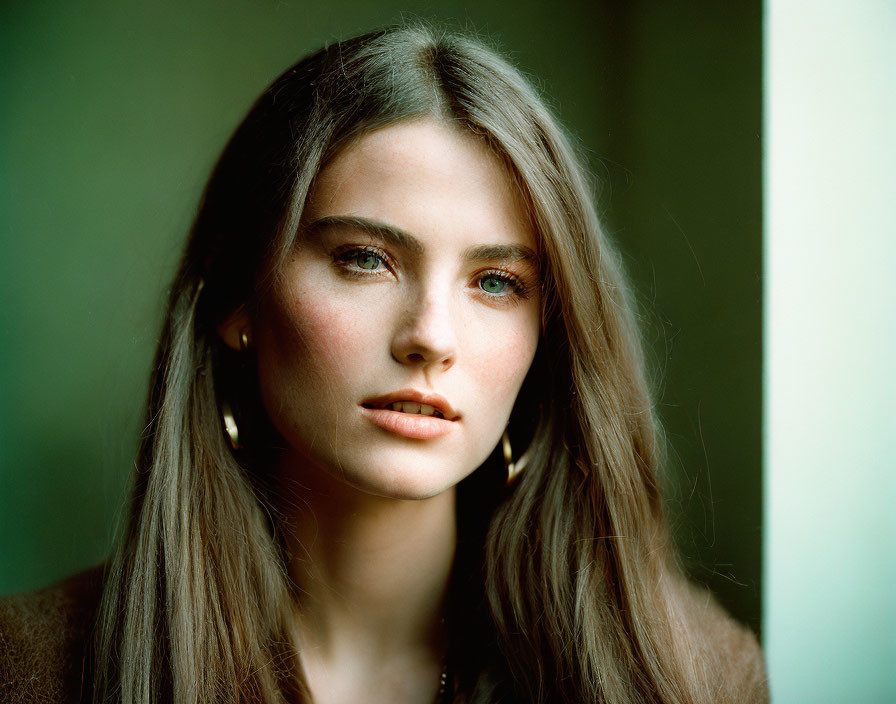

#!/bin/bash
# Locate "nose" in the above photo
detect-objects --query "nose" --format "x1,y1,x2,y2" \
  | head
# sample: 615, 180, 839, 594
390, 290, 458, 372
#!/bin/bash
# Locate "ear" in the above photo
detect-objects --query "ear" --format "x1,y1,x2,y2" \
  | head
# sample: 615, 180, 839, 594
217, 306, 252, 351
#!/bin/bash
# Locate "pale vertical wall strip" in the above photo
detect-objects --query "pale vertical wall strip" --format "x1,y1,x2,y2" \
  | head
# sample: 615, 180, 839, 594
764, 1, 896, 701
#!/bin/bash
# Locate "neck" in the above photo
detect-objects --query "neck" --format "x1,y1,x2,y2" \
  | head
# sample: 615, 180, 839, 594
273, 455, 457, 662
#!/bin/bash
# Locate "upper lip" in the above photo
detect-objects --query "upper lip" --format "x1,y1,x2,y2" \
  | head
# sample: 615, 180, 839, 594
362, 389, 459, 420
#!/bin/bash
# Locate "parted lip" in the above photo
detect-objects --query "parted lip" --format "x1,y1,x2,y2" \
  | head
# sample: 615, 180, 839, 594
361, 389, 459, 420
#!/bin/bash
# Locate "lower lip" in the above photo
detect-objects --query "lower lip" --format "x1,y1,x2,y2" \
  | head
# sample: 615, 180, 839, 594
359, 406, 457, 440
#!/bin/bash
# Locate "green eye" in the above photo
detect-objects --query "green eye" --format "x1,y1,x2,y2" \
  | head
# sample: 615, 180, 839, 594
480, 276, 509, 294
333, 246, 391, 277
355, 251, 383, 270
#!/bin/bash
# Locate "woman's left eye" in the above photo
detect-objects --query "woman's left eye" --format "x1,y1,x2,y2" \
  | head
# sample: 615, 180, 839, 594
477, 270, 527, 300
479, 274, 511, 295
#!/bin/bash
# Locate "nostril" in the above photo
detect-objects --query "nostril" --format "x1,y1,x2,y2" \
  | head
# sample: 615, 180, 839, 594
407, 352, 425, 363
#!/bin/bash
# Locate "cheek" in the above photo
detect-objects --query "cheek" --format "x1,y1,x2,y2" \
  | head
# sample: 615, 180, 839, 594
258, 280, 378, 404
295, 297, 367, 379
465, 315, 539, 409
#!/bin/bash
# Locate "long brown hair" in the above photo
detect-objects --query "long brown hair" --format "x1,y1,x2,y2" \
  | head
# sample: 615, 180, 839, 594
95, 22, 734, 704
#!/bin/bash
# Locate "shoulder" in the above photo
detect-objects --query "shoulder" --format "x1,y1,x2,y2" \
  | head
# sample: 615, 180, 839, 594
0, 565, 105, 704
676, 580, 770, 704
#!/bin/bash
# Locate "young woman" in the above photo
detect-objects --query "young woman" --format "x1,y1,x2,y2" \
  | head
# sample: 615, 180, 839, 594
0, 23, 767, 704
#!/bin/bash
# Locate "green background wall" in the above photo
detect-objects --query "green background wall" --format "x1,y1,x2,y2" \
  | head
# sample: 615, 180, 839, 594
0, 0, 763, 634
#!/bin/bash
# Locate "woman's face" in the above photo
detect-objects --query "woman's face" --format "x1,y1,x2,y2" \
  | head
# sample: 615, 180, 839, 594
236, 118, 541, 499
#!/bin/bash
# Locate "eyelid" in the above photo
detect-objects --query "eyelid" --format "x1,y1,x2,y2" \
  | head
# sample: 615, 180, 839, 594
476, 265, 523, 283
477, 267, 516, 282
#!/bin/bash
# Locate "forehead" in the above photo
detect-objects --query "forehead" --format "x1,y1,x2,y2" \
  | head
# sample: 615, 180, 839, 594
303, 118, 535, 251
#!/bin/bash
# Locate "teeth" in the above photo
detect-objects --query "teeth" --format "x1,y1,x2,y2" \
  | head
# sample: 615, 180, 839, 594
389, 401, 421, 414
385, 401, 444, 418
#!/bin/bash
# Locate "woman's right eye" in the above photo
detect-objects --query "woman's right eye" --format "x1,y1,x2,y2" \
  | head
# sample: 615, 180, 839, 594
333, 246, 390, 274
352, 250, 383, 270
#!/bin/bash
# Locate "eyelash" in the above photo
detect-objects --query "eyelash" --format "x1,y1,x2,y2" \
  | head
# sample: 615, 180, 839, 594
331, 246, 532, 305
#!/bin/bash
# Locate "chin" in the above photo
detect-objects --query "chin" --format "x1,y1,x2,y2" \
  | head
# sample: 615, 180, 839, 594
339, 465, 460, 502
275, 439, 486, 503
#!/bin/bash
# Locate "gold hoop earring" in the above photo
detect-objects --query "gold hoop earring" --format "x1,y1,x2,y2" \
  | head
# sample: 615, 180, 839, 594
502, 430, 529, 484
222, 401, 242, 450
239, 331, 250, 353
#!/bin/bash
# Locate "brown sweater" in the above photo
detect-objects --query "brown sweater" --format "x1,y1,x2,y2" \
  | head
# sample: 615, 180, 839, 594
0, 567, 104, 703
0, 567, 770, 703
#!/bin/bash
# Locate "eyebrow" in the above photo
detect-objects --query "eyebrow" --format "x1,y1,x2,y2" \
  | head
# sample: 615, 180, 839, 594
305, 215, 539, 266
